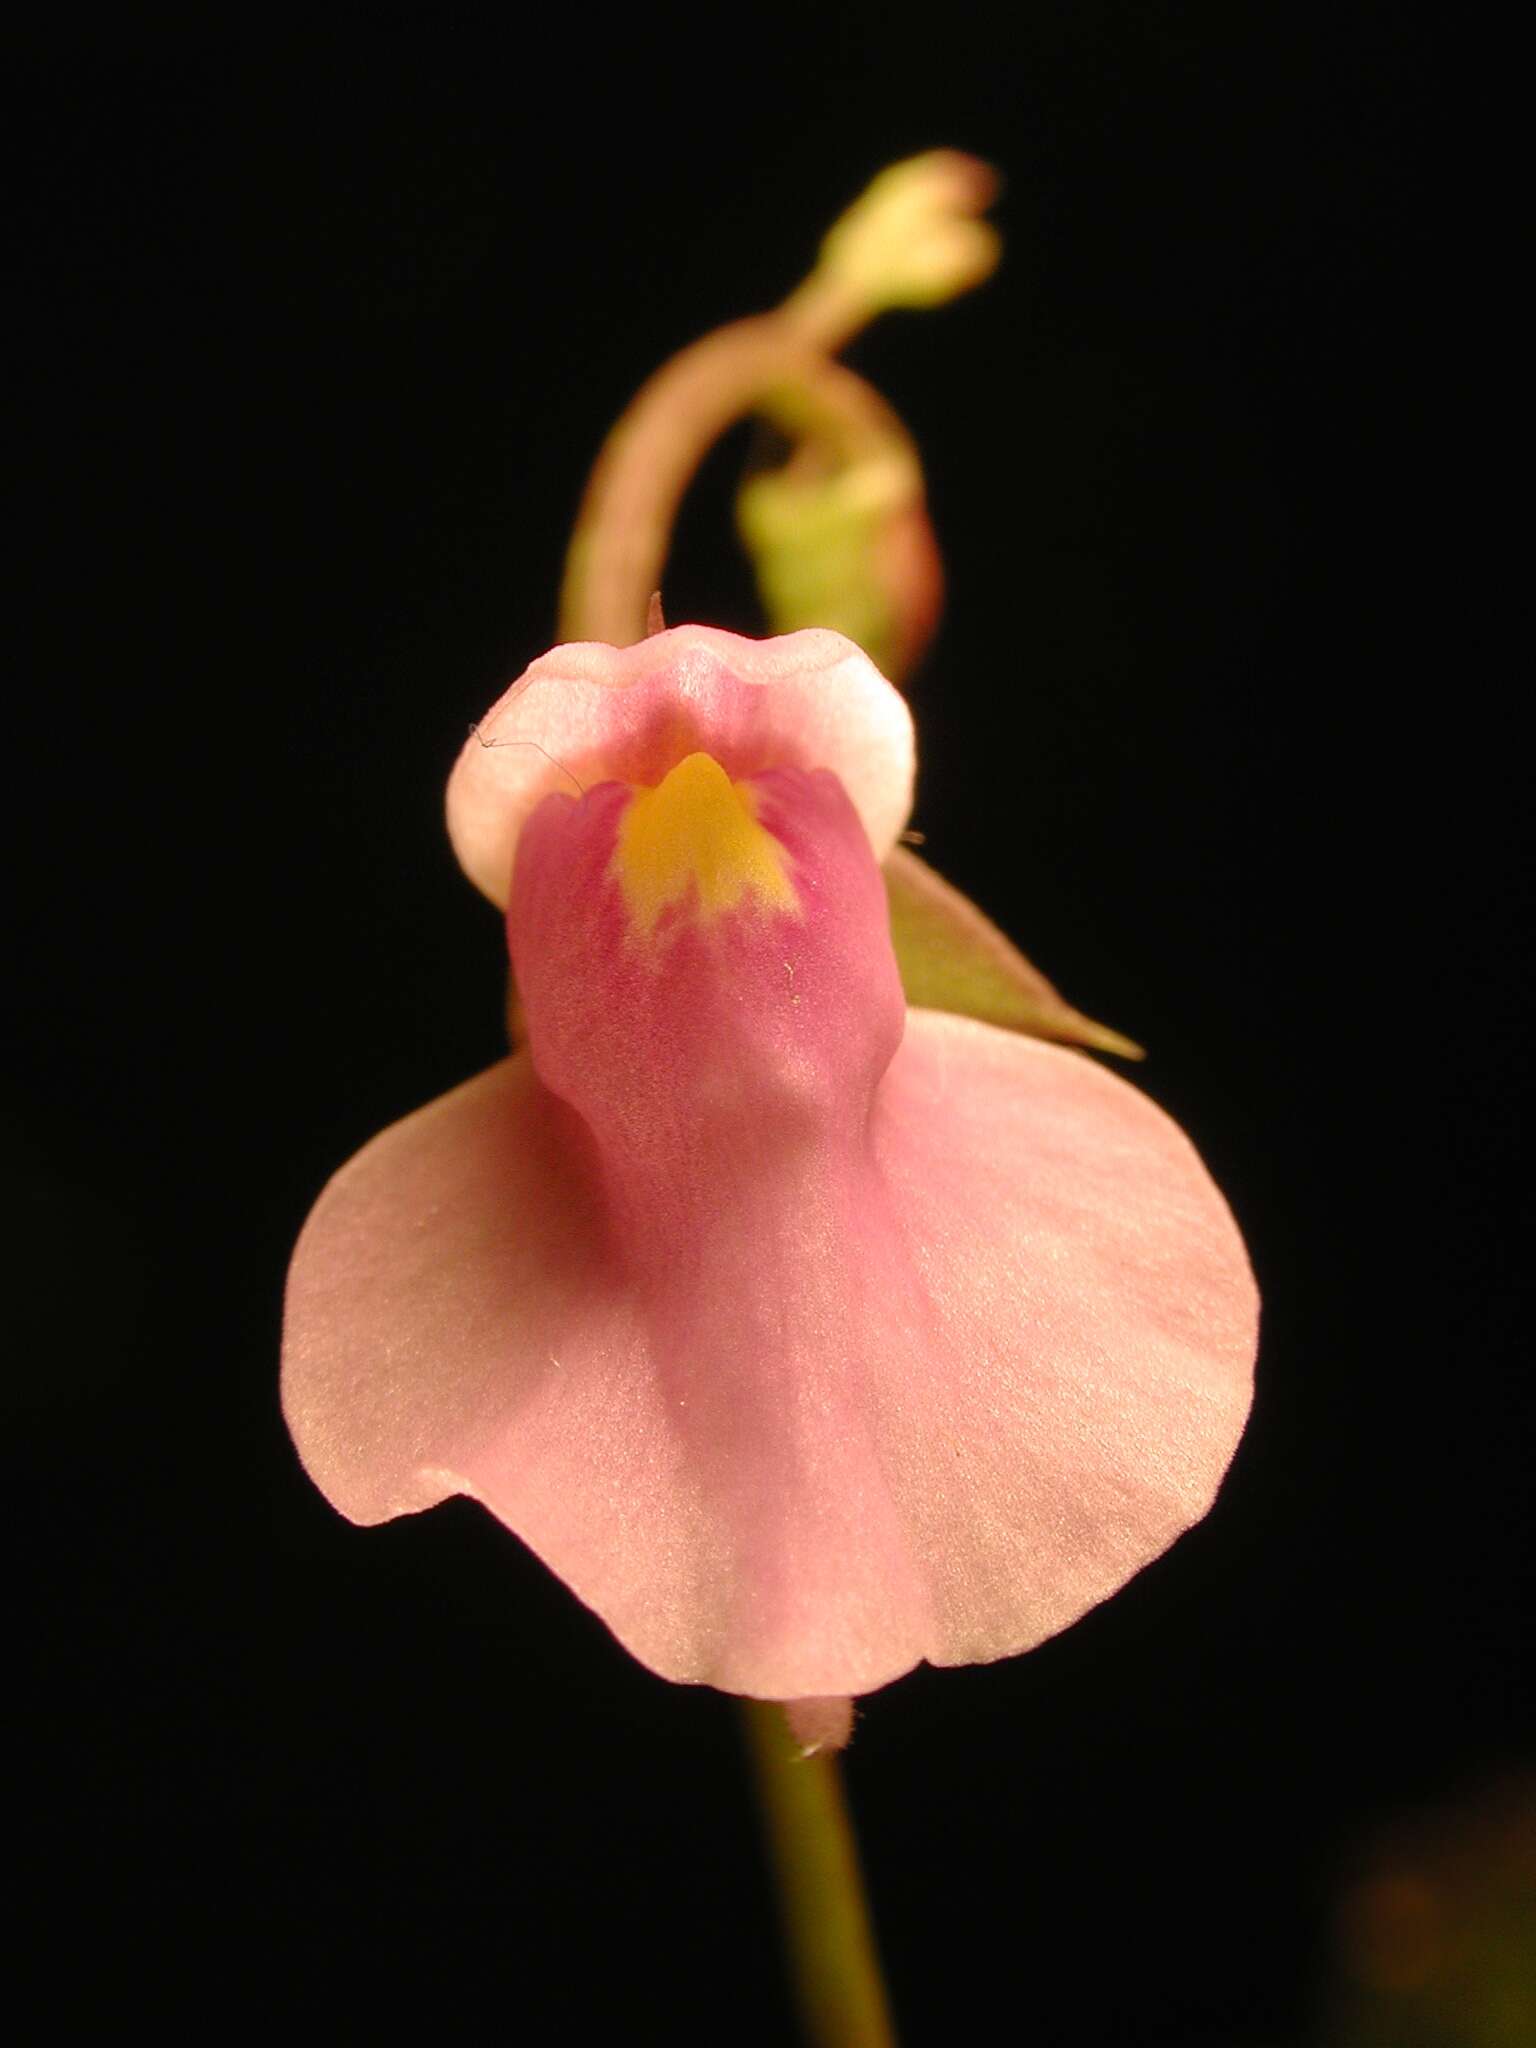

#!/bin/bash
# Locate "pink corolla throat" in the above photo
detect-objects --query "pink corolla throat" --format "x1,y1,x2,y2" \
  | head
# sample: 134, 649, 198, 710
282, 627, 1257, 1703
511, 750, 905, 1244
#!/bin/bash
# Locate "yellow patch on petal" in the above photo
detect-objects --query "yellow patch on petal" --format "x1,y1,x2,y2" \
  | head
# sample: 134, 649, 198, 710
613, 752, 799, 935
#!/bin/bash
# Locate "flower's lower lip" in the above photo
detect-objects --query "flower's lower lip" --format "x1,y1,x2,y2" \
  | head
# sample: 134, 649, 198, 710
282, 1011, 1254, 1699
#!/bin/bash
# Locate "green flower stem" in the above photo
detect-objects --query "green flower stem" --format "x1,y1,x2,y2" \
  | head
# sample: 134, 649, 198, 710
557, 317, 913, 651
741, 1701, 898, 2048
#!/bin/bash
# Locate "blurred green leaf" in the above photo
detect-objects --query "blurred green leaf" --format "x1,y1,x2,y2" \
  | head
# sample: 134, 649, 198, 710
883, 845, 1143, 1059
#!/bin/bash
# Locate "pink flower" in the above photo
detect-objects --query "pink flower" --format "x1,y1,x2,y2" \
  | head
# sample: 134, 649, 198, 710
282, 625, 1257, 1702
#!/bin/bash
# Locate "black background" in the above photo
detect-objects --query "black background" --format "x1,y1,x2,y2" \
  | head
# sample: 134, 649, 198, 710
12, 9, 1526, 2043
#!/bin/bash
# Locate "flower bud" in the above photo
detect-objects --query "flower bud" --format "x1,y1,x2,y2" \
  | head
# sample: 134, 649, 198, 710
810, 150, 1001, 326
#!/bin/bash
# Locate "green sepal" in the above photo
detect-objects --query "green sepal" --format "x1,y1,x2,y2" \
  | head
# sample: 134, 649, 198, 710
883, 845, 1144, 1059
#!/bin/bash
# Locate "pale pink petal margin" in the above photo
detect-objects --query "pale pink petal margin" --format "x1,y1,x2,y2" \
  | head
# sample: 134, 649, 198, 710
445, 625, 915, 906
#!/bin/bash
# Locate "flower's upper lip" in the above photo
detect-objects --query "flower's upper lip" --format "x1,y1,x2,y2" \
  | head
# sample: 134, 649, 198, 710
527, 624, 861, 689
445, 625, 915, 909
